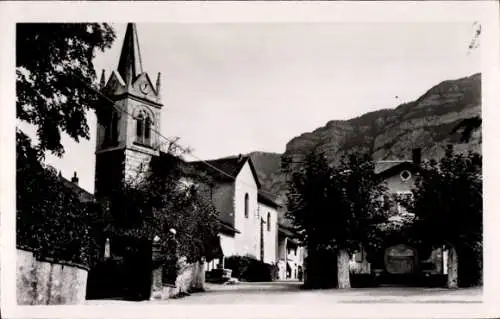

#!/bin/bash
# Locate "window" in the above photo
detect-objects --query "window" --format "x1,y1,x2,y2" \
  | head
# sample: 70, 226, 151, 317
267, 212, 271, 232
397, 191, 413, 215
354, 246, 364, 262
104, 111, 119, 146
136, 113, 144, 139
244, 193, 249, 218
145, 116, 151, 142
136, 111, 152, 146
400, 170, 412, 181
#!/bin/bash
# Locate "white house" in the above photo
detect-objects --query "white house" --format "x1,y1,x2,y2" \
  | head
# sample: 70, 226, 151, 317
277, 224, 305, 280
186, 155, 288, 272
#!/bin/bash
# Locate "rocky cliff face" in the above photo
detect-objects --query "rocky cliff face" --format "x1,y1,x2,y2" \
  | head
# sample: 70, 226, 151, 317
250, 73, 482, 207
285, 73, 481, 164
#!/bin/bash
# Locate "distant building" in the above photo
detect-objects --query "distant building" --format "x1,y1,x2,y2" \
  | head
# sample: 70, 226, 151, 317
349, 148, 447, 283
278, 224, 305, 280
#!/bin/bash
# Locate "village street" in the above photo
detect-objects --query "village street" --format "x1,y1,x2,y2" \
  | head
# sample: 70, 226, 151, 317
85, 281, 482, 305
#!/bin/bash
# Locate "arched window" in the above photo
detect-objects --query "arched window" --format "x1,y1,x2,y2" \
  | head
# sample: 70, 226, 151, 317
104, 111, 119, 146
136, 111, 153, 146
144, 116, 151, 144
136, 113, 144, 141
111, 112, 119, 142
244, 193, 249, 218
267, 212, 271, 231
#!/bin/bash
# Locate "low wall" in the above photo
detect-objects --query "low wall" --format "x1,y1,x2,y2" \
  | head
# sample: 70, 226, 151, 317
151, 257, 205, 300
17, 249, 88, 305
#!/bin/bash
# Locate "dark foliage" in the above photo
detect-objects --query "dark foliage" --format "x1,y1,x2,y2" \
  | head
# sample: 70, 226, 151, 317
451, 116, 482, 143
224, 255, 276, 282
102, 152, 222, 265
400, 147, 482, 286
284, 151, 389, 254
284, 151, 391, 288
16, 130, 102, 268
16, 23, 116, 157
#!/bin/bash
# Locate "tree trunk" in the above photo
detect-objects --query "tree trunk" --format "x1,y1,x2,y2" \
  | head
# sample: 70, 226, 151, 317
447, 245, 458, 288
337, 249, 351, 289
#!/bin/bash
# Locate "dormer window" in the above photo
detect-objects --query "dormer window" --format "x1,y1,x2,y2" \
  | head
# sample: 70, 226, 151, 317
400, 170, 411, 181
136, 110, 152, 146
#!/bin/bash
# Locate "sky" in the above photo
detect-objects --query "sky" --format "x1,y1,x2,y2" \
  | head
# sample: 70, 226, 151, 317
20, 22, 480, 194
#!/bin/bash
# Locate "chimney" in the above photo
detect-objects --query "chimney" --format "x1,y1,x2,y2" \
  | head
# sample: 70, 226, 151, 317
237, 154, 243, 161
412, 148, 421, 165
446, 144, 454, 154
71, 171, 79, 185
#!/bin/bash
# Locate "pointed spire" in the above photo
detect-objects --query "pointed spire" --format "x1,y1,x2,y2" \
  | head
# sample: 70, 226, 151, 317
156, 72, 161, 95
117, 23, 143, 85
100, 69, 106, 88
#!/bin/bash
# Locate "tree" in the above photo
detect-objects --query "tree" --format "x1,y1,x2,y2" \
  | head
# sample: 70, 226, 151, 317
16, 23, 116, 157
16, 129, 102, 268
284, 151, 388, 289
400, 146, 482, 288
103, 151, 222, 290
451, 116, 481, 143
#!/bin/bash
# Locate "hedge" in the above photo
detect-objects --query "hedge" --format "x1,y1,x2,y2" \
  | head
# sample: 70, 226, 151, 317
17, 132, 103, 268
224, 255, 277, 282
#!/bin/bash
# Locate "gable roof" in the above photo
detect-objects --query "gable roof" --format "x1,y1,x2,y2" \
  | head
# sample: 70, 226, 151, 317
375, 160, 420, 178
258, 191, 282, 209
218, 219, 240, 235
60, 177, 95, 203
374, 160, 409, 174
278, 224, 301, 243
187, 155, 261, 188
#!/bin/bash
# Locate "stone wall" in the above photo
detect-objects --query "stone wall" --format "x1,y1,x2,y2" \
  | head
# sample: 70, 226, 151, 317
17, 249, 88, 305
151, 257, 206, 300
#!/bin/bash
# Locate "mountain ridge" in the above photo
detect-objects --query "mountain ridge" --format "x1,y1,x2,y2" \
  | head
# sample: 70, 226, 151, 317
248, 73, 481, 210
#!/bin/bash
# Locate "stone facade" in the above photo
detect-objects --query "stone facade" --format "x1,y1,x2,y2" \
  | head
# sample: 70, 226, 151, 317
94, 24, 162, 195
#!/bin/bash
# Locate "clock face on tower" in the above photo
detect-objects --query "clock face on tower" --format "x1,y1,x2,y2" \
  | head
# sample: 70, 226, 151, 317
140, 82, 150, 94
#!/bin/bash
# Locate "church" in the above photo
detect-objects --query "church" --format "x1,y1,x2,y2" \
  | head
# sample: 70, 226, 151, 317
93, 23, 304, 282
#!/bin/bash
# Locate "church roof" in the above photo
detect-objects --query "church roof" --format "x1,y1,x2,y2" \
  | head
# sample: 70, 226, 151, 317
187, 155, 261, 188
117, 23, 143, 85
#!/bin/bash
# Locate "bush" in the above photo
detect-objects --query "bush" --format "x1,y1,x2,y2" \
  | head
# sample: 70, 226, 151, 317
224, 255, 274, 282
17, 131, 102, 268
350, 273, 377, 288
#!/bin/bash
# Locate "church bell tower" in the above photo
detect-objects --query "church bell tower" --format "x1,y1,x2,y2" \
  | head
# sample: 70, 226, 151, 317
94, 23, 163, 198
